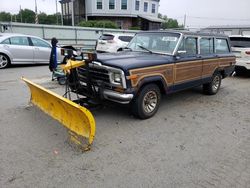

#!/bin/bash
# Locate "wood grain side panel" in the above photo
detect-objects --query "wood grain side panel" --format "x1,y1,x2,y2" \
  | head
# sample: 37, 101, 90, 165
175, 61, 202, 83
129, 64, 174, 87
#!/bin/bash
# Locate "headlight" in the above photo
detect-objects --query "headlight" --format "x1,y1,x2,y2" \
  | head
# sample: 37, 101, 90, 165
113, 72, 122, 83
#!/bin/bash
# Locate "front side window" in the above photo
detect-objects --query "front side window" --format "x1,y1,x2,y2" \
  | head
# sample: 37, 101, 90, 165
109, 0, 115, 9
10, 37, 29, 46
31, 38, 50, 48
215, 38, 230, 53
200, 38, 214, 54
135, 0, 140, 11
97, 0, 102, 9
144, 2, 148, 12
121, 0, 127, 10
152, 4, 156, 13
128, 32, 181, 55
178, 37, 197, 55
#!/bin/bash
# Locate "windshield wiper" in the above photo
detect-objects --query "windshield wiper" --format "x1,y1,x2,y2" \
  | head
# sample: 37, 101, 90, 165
123, 47, 133, 51
137, 44, 152, 53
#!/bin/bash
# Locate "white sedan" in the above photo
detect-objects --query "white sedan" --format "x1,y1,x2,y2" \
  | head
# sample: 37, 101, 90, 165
0, 33, 62, 69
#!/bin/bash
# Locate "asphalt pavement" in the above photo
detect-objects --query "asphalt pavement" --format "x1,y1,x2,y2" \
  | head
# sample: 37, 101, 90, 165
1, 65, 250, 188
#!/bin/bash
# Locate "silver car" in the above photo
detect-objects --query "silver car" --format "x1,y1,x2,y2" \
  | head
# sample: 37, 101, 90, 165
0, 33, 62, 69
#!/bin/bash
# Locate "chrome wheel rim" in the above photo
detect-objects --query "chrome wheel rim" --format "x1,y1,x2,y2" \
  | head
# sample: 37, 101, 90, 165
0, 55, 8, 68
143, 91, 158, 114
212, 75, 220, 91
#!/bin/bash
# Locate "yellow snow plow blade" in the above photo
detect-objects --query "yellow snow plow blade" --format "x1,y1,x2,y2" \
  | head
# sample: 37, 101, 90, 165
21, 77, 95, 151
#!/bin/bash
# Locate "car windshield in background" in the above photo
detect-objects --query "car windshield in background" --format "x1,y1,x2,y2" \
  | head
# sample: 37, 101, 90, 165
100, 34, 114, 41
230, 37, 250, 48
127, 32, 180, 55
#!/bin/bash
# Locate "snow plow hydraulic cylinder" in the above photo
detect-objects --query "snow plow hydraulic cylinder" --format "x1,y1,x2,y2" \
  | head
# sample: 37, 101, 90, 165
21, 77, 95, 151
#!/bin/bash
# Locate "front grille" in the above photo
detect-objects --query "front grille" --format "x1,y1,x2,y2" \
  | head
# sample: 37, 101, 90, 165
77, 64, 110, 87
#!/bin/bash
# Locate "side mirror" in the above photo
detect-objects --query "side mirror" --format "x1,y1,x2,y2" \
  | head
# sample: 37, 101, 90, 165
177, 50, 187, 55
175, 50, 187, 60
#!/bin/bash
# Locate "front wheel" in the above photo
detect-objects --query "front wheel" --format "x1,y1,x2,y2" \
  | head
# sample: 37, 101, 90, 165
203, 72, 222, 95
0, 54, 10, 69
131, 84, 161, 119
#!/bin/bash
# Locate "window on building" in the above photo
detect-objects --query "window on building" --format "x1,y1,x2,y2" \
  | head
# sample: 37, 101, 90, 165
109, 0, 115, 9
144, 2, 148, 12
152, 3, 156, 13
200, 38, 214, 54
121, 0, 127, 10
97, 0, 102, 9
135, 0, 140, 11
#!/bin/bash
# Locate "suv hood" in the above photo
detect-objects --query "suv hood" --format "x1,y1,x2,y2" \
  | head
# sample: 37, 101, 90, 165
96, 51, 174, 71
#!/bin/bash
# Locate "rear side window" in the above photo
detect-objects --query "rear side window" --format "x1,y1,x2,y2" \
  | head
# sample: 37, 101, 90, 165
10, 37, 29, 46
118, 36, 133, 42
230, 37, 250, 48
215, 38, 230, 53
99, 34, 114, 40
1, 38, 10, 44
200, 38, 214, 54
31, 37, 50, 48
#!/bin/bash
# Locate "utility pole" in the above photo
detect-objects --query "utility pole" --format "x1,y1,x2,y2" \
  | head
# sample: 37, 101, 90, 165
56, 0, 58, 25
184, 14, 187, 29
20, 5, 23, 23
35, 0, 39, 24
71, 0, 75, 26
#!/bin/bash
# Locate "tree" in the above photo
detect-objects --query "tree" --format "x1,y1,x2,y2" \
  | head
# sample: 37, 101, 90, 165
158, 14, 182, 29
18, 9, 35, 23
0, 12, 12, 22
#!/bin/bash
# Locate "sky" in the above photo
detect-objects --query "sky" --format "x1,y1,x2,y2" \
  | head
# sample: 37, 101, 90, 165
0, 0, 250, 28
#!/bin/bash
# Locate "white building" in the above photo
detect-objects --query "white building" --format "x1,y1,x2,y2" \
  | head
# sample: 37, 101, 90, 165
60, 0, 163, 30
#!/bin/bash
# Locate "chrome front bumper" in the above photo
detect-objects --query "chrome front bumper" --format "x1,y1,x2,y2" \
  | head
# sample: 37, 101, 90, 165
103, 90, 134, 104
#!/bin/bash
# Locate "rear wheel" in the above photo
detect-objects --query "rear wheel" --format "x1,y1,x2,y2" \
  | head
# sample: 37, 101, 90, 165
0, 54, 10, 69
131, 84, 161, 119
203, 72, 222, 95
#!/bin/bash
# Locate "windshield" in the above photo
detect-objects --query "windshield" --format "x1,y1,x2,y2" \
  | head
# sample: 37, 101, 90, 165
230, 37, 250, 48
127, 32, 181, 55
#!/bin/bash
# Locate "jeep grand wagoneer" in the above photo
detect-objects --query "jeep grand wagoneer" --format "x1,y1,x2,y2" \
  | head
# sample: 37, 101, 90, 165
70, 31, 235, 119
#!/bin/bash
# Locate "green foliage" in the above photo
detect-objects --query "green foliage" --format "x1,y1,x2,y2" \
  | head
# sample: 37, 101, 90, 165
78, 20, 118, 29
129, 26, 140, 30
0, 9, 61, 25
18, 9, 35, 23
38, 13, 61, 25
158, 13, 182, 29
0, 12, 12, 22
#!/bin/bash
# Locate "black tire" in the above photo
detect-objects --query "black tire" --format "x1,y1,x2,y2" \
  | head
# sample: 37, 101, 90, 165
57, 77, 66, 85
203, 72, 222, 95
0, 54, 10, 69
131, 84, 161, 119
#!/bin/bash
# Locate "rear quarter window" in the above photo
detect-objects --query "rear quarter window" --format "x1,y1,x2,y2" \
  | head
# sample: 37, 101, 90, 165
99, 34, 114, 40
230, 37, 250, 48
215, 38, 230, 53
0, 38, 10, 44
118, 36, 133, 42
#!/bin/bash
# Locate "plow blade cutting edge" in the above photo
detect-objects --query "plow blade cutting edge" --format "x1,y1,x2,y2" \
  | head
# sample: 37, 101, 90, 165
22, 77, 95, 151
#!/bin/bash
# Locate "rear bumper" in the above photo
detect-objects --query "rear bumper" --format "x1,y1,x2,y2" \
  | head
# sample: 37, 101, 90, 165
235, 59, 250, 70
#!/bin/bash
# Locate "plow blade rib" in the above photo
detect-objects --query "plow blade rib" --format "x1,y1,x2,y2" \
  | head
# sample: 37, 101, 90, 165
22, 77, 95, 150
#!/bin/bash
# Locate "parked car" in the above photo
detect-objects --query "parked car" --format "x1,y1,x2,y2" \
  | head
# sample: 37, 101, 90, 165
95, 33, 134, 53
0, 33, 63, 69
230, 35, 250, 75
69, 31, 236, 119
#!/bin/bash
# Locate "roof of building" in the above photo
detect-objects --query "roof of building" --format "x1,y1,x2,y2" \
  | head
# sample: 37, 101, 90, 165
138, 15, 165, 23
